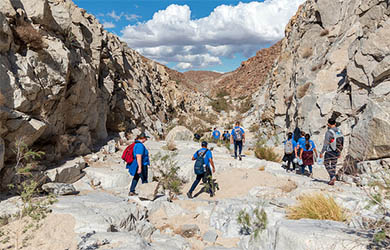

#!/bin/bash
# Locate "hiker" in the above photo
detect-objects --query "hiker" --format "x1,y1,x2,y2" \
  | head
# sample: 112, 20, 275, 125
187, 141, 216, 198
212, 128, 221, 142
295, 131, 306, 166
299, 133, 318, 177
224, 131, 230, 141
230, 121, 245, 160
320, 118, 344, 185
282, 132, 297, 172
128, 132, 150, 196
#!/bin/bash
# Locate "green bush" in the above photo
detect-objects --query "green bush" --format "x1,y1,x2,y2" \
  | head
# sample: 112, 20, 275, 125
209, 97, 231, 113
237, 206, 267, 239
216, 89, 229, 98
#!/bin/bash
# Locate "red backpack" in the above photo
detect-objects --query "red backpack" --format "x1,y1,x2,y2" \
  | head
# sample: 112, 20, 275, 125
121, 142, 138, 164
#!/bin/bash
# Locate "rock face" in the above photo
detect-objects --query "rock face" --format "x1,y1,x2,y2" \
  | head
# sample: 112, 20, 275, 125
165, 126, 194, 142
254, 0, 390, 164
0, 0, 199, 184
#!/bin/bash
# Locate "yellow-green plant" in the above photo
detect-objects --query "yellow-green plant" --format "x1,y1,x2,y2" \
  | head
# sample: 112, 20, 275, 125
237, 206, 267, 239
287, 193, 346, 221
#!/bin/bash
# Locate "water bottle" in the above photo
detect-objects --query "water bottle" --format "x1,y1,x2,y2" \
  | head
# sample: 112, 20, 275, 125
317, 157, 324, 165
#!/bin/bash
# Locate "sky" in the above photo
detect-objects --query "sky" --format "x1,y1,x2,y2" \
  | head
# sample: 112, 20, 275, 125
73, 0, 304, 73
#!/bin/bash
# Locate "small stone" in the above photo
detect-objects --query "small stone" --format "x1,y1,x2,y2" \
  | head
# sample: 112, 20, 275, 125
137, 182, 159, 200
90, 154, 99, 162
203, 230, 218, 243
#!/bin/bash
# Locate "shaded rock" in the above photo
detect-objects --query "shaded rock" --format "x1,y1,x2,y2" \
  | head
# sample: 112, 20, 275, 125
138, 181, 159, 201
165, 126, 193, 142
203, 230, 218, 243
42, 182, 77, 195
46, 157, 86, 183
0, 138, 4, 172
179, 224, 200, 238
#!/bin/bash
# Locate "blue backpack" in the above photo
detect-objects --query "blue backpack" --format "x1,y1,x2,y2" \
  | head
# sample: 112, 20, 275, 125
194, 149, 208, 175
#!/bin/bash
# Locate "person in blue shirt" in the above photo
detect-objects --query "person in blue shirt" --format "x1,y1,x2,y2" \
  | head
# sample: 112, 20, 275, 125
212, 128, 221, 142
299, 133, 318, 177
230, 121, 245, 160
128, 132, 150, 196
295, 131, 306, 162
187, 141, 216, 199
282, 132, 297, 172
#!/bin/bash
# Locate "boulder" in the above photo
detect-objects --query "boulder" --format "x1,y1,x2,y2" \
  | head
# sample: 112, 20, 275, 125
137, 181, 159, 201
203, 230, 218, 243
165, 126, 193, 142
83, 166, 130, 189
46, 157, 86, 183
42, 182, 77, 195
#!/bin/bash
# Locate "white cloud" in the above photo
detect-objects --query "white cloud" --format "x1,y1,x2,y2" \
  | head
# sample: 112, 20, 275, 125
125, 14, 141, 21
107, 10, 122, 21
121, 0, 305, 70
102, 22, 115, 29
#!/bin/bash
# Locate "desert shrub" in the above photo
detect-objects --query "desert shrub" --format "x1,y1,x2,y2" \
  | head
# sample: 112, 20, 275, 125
151, 152, 185, 199
216, 89, 229, 98
320, 29, 329, 36
209, 97, 231, 113
14, 25, 46, 50
301, 47, 313, 59
237, 206, 267, 239
249, 123, 260, 133
287, 193, 346, 221
254, 140, 281, 163
238, 98, 252, 114
296, 82, 312, 99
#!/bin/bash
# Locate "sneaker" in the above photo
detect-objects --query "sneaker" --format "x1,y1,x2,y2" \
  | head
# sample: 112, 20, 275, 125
328, 177, 336, 186
210, 192, 214, 197
234, 156, 237, 160
186, 192, 193, 199
239, 155, 242, 161
128, 191, 137, 196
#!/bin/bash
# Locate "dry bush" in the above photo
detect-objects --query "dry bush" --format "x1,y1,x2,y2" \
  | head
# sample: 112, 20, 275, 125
258, 166, 265, 171
296, 82, 312, 99
287, 193, 347, 221
301, 47, 313, 59
209, 97, 231, 113
14, 25, 46, 50
254, 143, 281, 163
249, 123, 260, 133
238, 98, 252, 114
320, 29, 329, 37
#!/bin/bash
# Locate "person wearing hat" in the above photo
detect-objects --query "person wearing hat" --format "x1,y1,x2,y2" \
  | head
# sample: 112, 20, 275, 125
129, 132, 150, 196
187, 141, 216, 198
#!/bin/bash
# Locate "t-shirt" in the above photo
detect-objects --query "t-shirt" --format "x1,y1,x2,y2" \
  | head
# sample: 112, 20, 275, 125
193, 148, 213, 167
129, 141, 149, 170
212, 130, 221, 139
302, 139, 316, 152
284, 139, 297, 153
297, 137, 306, 149
231, 126, 245, 140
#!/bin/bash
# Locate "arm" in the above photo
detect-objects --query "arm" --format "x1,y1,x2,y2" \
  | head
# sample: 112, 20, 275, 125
136, 154, 142, 174
320, 130, 331, 157
313, 147, 318, 158
192, 156, 196, 161
299, 148, 303, 159
230, 134, 234, 144
209, 158, 216, 173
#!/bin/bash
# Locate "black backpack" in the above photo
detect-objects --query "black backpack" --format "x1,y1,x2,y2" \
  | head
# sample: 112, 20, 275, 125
194, 149, 208, 175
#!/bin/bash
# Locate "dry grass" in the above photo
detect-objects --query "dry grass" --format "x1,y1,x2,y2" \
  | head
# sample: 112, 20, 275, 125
249, 123, 260, 133
320, 29, 329, 37
258, 166, 265, 171
301, 47, 313, 59
254, 144, 281, 163
287, 193, 347, 221
296, 82, 312, 99
14, 25, 46, 50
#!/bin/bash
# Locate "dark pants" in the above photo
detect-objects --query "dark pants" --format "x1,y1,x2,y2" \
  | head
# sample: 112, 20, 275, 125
283, 153, 296, 171
130, 165, 148, 192
324, 151, 338, 180
301, 165, 313, 175
189, 167, 212, 194
234, 140, 243, 158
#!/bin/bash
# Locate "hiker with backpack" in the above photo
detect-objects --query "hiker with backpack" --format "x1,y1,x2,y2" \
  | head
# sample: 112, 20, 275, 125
230, 121, 245, 160
212, 128, 221, 142
187, 141, 216, 199
295, 131, 306, 167
319, 118, 344, 185
282, 132, 297, 172
122, 132, 150, 196
299, 134, 318, 178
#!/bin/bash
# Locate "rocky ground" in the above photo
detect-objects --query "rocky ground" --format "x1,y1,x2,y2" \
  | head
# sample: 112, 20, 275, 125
0, 131, 378, 250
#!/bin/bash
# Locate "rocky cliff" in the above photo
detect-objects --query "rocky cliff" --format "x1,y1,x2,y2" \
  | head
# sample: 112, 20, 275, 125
254, 0, 390, 166
0, 0, 199, 175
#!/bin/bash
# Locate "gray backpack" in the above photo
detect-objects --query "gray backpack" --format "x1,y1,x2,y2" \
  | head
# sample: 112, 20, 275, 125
329, 129, 344, 152
284, 140, 294, 154
234, 128, 243, 141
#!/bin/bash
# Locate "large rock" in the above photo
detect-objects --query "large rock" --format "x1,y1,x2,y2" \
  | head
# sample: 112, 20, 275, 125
83, 166, 130, 189
165, 126, 193, 142
42, 182, 77, 195
137, 181, 159, 200
46, 157, 86, 183
0, 13, 12, 53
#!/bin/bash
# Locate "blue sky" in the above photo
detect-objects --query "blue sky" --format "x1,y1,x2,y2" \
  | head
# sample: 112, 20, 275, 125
73, 0, 304, 72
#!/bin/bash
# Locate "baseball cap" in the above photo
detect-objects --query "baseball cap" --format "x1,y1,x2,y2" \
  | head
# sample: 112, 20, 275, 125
201, 141, 208, 147
138, 132, 150, 139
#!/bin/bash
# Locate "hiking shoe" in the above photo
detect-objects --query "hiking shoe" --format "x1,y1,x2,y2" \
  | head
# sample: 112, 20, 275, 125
239, 155, 242, 161
186, 192, 193, 199
128, 191, 137, 196
309, 173, 313, 178
234, 156, 237, 160
210, 192, 214, 197
328, 177, 336, 186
